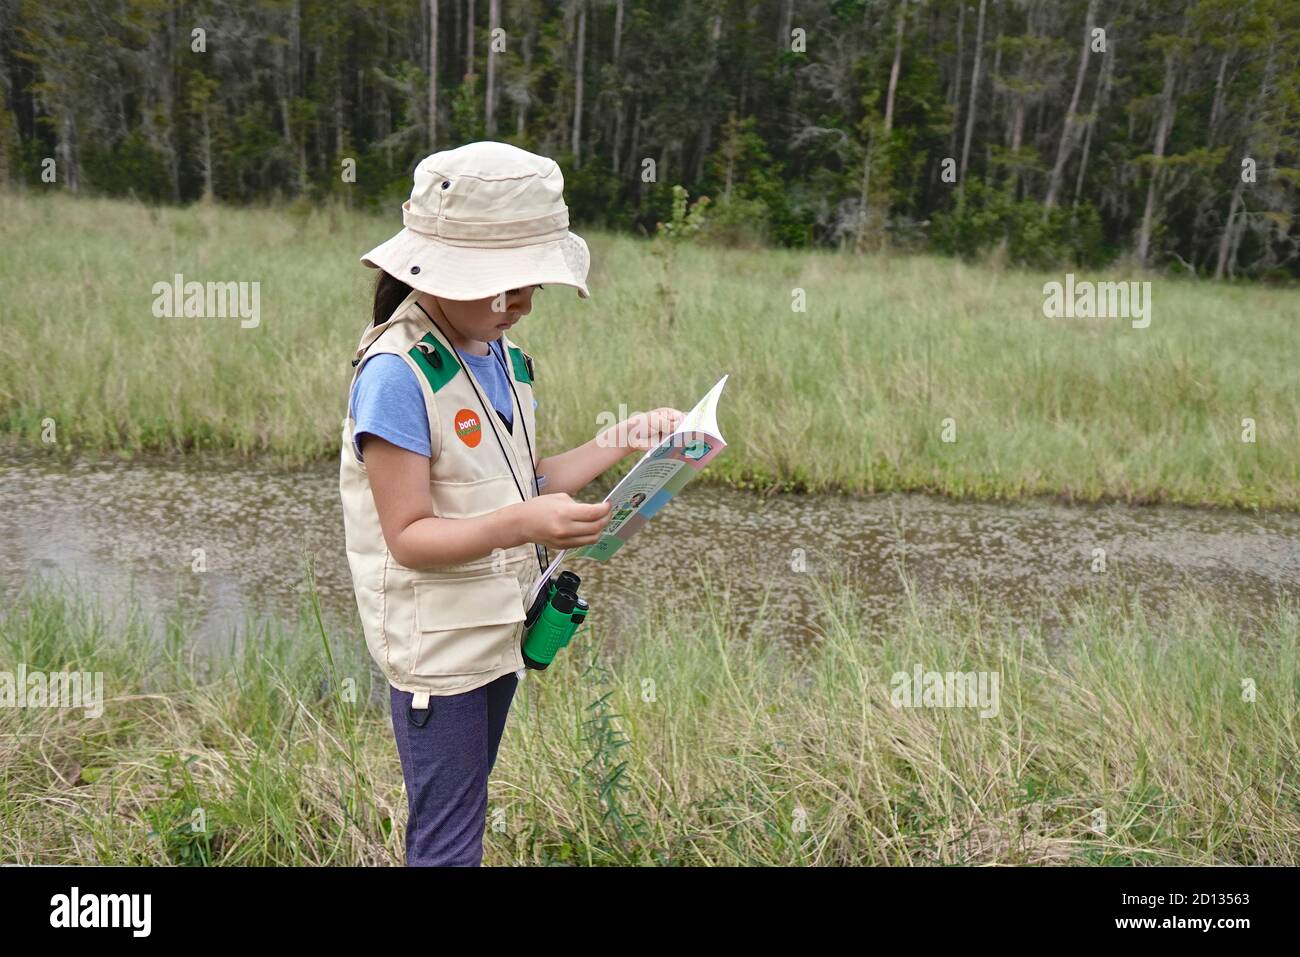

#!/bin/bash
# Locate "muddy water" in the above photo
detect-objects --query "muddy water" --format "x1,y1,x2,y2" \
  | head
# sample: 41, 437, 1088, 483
1, 453, 1297, 645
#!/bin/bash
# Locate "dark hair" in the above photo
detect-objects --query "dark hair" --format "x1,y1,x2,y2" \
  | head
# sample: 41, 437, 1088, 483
372, 273, 546, 325
373, 270, 414, 326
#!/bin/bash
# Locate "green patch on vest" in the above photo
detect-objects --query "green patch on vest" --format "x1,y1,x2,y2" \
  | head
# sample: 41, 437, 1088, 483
508, 346, 533, 385
408, 334, 458, 393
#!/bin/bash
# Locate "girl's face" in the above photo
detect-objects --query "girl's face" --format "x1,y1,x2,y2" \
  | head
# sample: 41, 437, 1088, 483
429, 285, 539, 347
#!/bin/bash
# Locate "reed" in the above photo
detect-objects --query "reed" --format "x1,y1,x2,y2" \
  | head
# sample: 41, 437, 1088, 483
1, 191, 1296, 508
2, 572, 1294, 865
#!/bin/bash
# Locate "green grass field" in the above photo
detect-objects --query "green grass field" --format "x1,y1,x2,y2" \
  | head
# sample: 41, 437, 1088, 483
1, 190, 1296, 508
1, 573, 1295, 866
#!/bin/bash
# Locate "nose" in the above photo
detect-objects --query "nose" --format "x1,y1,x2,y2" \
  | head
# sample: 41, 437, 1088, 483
506, 286, 535, 316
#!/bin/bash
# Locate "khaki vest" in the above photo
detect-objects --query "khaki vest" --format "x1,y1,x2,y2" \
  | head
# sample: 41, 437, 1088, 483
340, 289, 543, 701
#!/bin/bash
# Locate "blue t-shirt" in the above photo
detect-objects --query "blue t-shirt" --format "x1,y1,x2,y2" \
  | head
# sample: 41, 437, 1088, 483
350, 338, 537, 464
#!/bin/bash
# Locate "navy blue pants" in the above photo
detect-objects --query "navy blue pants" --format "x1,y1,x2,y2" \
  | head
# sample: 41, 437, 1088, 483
388, 671, 519, 866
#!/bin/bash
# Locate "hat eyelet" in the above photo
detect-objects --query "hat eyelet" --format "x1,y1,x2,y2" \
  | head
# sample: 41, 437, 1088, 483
410, 266, 421, 275
441, 180, 450, 189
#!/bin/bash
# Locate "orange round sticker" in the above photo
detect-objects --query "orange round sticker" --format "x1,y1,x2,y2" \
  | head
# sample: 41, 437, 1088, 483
454, 408, 482, 448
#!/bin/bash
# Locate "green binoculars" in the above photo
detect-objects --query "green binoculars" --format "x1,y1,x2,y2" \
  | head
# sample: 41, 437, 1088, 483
521, 570, 589, 670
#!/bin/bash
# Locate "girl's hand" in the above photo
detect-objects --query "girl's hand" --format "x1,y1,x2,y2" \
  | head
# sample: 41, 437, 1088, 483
518, 493, 613, 549
623, 407, 685, 451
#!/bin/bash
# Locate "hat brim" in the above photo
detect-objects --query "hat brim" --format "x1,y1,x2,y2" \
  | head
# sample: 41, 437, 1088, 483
360, 228, 591, 300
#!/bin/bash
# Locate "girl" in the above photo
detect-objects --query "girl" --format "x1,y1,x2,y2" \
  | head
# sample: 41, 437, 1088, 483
339, 141, 682, 866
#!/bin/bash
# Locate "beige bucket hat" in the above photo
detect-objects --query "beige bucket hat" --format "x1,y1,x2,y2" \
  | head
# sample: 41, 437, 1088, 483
360, 140, 591, 300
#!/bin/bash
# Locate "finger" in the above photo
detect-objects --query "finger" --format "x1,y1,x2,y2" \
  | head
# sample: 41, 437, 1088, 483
565, 515, 612, 536
556, 531, 605, 547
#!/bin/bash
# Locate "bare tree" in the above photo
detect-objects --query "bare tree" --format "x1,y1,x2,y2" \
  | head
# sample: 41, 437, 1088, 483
1216, 47, 1277, 278
429, 0, 439, 149
957, 0, 987, 209
571, 0, 587, 166
466, 0, 476, 78
1044, 0, 1098, 209
884, 0, 907, 134
1137, 42, 1181, 266
1072, 21, 1114, 207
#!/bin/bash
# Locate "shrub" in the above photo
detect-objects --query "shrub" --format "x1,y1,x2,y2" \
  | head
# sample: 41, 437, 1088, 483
931, 178, 1110, 269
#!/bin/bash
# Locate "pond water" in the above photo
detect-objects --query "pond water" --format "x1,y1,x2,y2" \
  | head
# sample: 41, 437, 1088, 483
1, 453, 1297, 646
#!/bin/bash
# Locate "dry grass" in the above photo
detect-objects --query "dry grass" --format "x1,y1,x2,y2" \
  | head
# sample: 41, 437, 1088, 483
2, 571, 1295, 865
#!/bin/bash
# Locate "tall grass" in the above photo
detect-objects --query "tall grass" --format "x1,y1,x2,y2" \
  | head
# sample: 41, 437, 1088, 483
1, 190, 1297, 507
2, 573, 1295, 865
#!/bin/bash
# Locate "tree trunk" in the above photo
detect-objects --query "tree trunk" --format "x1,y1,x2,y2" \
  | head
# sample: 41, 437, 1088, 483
856, 132, 874, 252
723, 114, 737, 200
163, 5, 179, 200
884, 0, 907, 133
291, 0, 306, 193
1214, 177, 1245, 279
1136, 48, 1178, 266
429, 0, 439, 149
628, 97, 641, 196
1215, 47, 1275, 278
571, 0, 586, 166
201, 106, 213, 200
693, 12, 723, 181
1226, 204, 1246, 278
956, 0, 986, 210
518, 22, 533, 138
1044, 0, 1096, 209
1073, 25, 1113, 207
335, 58, 344, 160
948, 1, 965, 156
466, 0, 475, 78
613, 0, 624, 65
1207, 50, 1228, 146
486, 0, 499, 134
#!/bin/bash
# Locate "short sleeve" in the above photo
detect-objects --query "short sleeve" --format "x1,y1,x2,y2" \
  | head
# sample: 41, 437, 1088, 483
350, 354, 433, 461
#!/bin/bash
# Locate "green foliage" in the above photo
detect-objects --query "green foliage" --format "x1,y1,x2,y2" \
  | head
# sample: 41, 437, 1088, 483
564, 161, 626, 230
566, 651, 654, 865
700, 193, 773, 248
144, 754, 215, 866
655, 179, 772, 250
3, 0, 1298, 274
703, 115, 803, 246
450, 71, 484, 143
655, 184, 711, 242
931, 178, 1110, 268
80, 131, 171, 202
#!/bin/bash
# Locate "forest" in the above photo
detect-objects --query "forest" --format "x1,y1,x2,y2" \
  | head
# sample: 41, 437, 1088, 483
2, 0, 1298, 277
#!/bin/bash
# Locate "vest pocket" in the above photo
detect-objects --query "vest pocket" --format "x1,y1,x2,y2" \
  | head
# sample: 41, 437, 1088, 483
408, 573, 527, 677
429, 474, 522, 520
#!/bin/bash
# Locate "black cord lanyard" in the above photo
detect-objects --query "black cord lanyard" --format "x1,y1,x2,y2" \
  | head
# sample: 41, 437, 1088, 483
414, 301, 548, 576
